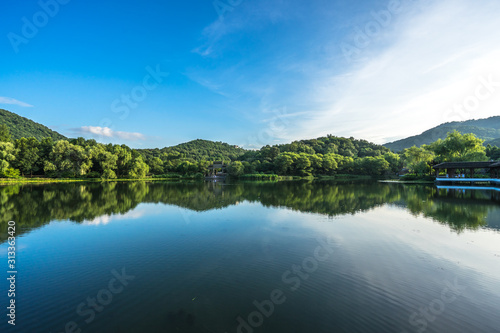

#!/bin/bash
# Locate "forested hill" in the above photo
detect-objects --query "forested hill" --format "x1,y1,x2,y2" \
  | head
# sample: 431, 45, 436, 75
273, 136, 390, 157
0, 109, 66, 141
384, 116, 500, 152
138, 139, 247, 161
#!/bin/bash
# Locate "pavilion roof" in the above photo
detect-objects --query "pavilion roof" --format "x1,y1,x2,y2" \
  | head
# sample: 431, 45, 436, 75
433, 162, 496, 169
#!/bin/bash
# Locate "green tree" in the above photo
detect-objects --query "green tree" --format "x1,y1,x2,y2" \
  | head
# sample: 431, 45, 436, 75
382, 152, 401, 173
227, 161, 245, 177
322, 154, 338, 174
148, 157, 164, 175
403, 146, 435, 174
295, 153, 312, 176
0, 142, 18, 177
274, 153, 294, 175
114, 145, 133, 177
49, 140, 92, 177
429, 131, 487, 162
14, 137, 40, 176
0, 124, 12, 142
486, 144, 500, 161
127, 156, 149, 178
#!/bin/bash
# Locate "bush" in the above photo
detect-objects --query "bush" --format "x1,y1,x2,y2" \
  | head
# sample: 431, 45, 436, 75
101, 169, 117, 179
152, 173, 181, 178
401, 174, 435, 181
86, 171, 101, 179
1, 168, 21, 178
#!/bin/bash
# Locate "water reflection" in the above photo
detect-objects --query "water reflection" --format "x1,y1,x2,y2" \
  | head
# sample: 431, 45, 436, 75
1, 180, 499, 243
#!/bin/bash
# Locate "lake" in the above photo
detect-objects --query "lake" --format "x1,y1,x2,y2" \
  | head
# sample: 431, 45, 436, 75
1, 180, 500, 333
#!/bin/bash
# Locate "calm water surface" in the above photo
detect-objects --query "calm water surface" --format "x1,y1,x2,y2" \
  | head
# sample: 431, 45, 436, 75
1, 180, 500, 333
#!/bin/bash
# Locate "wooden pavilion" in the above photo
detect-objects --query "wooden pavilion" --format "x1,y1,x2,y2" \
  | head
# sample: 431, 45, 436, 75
433, 161, 500, 187
433, 161, 497, 178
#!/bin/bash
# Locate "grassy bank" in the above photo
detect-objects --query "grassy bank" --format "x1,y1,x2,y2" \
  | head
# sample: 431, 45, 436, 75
1, 173, 400, 185
0, 176, 195, 185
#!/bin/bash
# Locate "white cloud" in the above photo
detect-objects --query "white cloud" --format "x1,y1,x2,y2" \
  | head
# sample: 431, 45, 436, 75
0, 96, 33, 107
83, 209, 146, 226
76, 126, 146, 141
289, 0, 500, 144
193, 0, 500, 146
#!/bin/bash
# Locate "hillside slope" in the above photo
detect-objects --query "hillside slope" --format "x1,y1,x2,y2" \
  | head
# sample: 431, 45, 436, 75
0, 109, 66, 141
138, 139, 247, 161
384, 116, 500, 151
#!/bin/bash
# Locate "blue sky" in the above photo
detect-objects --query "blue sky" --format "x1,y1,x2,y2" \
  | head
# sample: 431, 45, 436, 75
1, 0, 500, 149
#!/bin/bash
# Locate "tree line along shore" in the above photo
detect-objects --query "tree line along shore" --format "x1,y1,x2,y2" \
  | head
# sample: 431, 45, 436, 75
1, 124, 499, 181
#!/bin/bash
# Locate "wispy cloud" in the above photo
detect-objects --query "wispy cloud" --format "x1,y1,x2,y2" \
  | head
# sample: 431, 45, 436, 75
83, 209, 146, 226
193, 0, 302, 57
74, 126, 146, 141
191, 0, 500, 146
0, 96, 33, 107
293, 0, 500, 144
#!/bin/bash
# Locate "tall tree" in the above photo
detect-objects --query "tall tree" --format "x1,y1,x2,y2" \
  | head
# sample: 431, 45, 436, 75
227, 161, 244, 177
0, 124, 12, 142
15, 137, 40, 176
49, 140, 92, 177
429, 131, 487, 162
0, 142, 17, 177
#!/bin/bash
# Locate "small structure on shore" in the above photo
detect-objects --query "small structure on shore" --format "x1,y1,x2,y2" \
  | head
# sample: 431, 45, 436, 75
433, 162, 497, 178
433, 161, 500, 187
206, 161, 228, 180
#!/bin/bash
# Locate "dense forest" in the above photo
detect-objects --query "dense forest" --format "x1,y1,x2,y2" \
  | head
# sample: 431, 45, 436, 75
138, 139, 246, 161
1, 115, 499, 179
0, 122, 401, 178
0, 109, 67, 141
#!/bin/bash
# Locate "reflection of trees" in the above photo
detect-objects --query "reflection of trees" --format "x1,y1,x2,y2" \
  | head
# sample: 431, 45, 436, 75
396, 185, 499, 232
1, 181, 499, 242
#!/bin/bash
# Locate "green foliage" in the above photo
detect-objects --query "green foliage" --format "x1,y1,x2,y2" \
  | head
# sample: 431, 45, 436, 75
14, 137, 40, 176
0, 109, 66, 141
127, 156, 149, 179
227, 161, 245, 177
1, 168, 20, 178
49, 140, 92, 177
101, 168, 117, 179
0, 181, 493, 244
0, 124, 12, 142
385, 116, 500, 152
0, 142, 17, 176
138, 139, 246, 162
402, 146, 436, 175
486, 144, 500, 161
428, 131, 487, 162
7, 107, 493, 178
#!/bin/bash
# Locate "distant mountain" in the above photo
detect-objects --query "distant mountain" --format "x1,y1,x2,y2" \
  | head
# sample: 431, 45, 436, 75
384, 116, 500, 152
486, 138, 500, 147
138, 139, 247, 161
0, 109, 66, 141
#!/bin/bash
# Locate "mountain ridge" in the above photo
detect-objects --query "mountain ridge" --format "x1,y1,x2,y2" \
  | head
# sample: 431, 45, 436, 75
384, 116, 500, 151
0, 109, 67, 141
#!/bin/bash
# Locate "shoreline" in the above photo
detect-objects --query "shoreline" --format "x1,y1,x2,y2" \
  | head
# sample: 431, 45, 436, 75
1, 174, 389, 185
